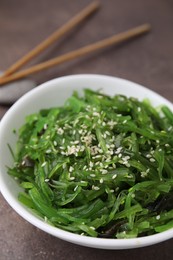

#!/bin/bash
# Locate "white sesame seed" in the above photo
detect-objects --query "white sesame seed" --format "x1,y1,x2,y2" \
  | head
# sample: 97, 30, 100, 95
141, 171, 148, 178
79, 129, 83, 134
70, 176, 75, 180
41, 162, 47, 167
103, 133, 107, 139
156, 215, 160, 220
121, 160, 127, 165
115, 147, 123, 154
112, 174, 117, 179
83, 130, 88, 135
90, 226, 96, 230
122, 156, 130, 161
150, 158, 155, 162
105, 158, 111, 162
93, 112, 100, 117
165, 143, 170, 147
80, 145, 85, 152
44, 179, 49, 182
90, 174, 96, 177
67, 145, 77, 155
101, 169, 108, 174
81, 124, 87, 129
57, 128, 64, 135
99, 162, 103, 167
46, 149, 51, 154
44, 124, 48, 130
123, 120, 127, 124
74, 185, 78, 191
127, 175, 133, 178
107, 120, 117, 129
109, 150, 114, 155
118, 153, 122, 158
89, 161, 94, 168
92, 185, 100, 190
53, 141, 57, 146
110, 189, 114, 193
100, 178, 104, 183
69, 166, 74, 172
95, 162, 100, 166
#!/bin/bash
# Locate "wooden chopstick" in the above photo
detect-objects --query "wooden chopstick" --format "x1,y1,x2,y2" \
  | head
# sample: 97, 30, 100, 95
0, 23, 150, 86
1, 1, 100, 78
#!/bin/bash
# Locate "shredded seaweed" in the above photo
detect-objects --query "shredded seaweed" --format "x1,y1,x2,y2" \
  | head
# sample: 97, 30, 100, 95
8, 89, 173, 238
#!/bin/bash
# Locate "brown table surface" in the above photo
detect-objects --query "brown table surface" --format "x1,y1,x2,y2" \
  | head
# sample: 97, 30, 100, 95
1, 0, 173, 259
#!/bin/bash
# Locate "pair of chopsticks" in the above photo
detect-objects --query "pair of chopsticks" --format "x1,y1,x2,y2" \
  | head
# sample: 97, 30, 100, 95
0, 1, 150, 86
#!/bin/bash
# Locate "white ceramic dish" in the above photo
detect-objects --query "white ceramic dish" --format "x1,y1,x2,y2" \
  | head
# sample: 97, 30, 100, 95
0, 74, 173, 250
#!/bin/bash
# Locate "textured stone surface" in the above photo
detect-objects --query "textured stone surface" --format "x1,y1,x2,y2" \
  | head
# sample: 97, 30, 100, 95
0, 0, 173, 259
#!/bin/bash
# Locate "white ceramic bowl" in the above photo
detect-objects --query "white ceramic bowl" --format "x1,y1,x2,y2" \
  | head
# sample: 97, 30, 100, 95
0, 74, 173, 250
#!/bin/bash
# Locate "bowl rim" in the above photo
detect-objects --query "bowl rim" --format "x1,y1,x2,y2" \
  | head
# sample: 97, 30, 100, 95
0, 74, 173, 249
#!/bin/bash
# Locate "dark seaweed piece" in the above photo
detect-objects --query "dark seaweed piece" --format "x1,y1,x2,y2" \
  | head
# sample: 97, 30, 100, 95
98, 220, 125, 238
147, 192, 173, 213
